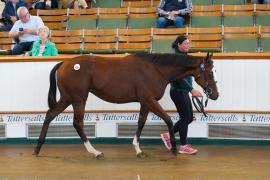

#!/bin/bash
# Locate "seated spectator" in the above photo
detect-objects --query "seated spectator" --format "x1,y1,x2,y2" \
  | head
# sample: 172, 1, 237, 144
0, 1, 5, 26
31, 0, 47, 9
0, 0, 28, 31
27, 26, 58, 56
62, 0, 88, 9
157, 0, 192, 28
30, 0, 58, 9
9, 6, 44, 55
252, 0, 270, 3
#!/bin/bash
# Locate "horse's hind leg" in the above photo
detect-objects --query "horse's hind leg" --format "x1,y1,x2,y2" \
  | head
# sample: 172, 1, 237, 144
133, 104, 149, 158
34, 99, 70, 156
72, 102, 103, 159
144, 99, 177, 155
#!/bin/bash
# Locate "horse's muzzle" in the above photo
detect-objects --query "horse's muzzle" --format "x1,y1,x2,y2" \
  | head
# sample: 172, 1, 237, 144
210, 93, 219, 100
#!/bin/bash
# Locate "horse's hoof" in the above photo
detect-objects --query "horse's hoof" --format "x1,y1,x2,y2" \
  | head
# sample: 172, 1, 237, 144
136, 152, 148, 158
96, 153, 104, 159
33, 147, 40, 156
171, 148, 177, 156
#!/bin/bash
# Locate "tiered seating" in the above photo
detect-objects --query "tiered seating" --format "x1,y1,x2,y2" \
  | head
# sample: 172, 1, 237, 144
213, 0, 246, 5
50, 30, 82, 53
187, 27, 222, 52
97, 8, 128, 29
259, 26, 270, 52
91, 0, 122, 8
152, 28, 186, 53
82, 29, 117, 53
192, 0, 212, 6
122, 0, 159, 7
31, 4, 270, 30
223, 26, 259, 52
37, 9, 67, 30
127, 7, 157, 29
2, 3, 270, 54
117, 28, 151, 53
0, 32, 14, 54
255, 4, 270, 26
67, 9, 97, 30
223, 4, 254, 27
191, 5, 222, 27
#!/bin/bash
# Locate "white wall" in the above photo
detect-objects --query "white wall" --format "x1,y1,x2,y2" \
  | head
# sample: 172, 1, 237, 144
0, 59, 269, 112
0, 59, 270, 138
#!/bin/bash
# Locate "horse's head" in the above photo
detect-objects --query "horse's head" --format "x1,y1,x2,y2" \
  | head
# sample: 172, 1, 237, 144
194, 52, 219, 100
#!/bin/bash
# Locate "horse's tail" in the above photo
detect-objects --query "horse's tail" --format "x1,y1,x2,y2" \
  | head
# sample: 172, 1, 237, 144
48, 62, 63, 110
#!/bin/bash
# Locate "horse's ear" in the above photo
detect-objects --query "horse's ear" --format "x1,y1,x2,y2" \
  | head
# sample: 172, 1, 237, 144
205, 52, 213, 63
205, 52, 210, 61
209, 52, 213, 59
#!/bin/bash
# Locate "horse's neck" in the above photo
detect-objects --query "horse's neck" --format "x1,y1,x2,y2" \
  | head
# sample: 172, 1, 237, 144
164, 59, 201, 82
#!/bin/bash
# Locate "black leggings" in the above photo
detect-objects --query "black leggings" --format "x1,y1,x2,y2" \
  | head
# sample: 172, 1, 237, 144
170, 88, 193, 145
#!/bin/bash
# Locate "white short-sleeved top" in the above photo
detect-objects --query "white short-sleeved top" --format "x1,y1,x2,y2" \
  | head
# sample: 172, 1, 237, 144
10, 15, 44, 43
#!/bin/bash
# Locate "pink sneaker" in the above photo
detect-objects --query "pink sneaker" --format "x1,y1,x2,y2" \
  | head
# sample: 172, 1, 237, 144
178, 144, 198, 155
161, 132, 172, 150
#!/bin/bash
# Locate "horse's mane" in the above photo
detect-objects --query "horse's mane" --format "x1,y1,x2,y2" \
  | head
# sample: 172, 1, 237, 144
134, 53, 203, 66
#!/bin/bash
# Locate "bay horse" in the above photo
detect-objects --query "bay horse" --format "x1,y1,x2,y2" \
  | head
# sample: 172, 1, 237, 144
34, 52, 219, 159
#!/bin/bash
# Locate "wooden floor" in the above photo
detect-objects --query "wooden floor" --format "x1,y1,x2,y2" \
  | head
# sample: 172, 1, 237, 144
0, 144, 269, 180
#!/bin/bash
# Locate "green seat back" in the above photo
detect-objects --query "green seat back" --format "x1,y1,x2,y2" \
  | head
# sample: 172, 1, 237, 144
92, 0, 121, 8
97, 18, 127, 29
114, 49, 150, 54
189, 47, 222, 53
223, 38, 258, 52
67, 19, 96, 30
151, 39, 175, 53
224, 16, 254, 27
213, 0, 244, 5
80, 49, 114, 54
256, 15, 270, 26
261, 38, 270, 52
128, 17, 157, 29
192, 0, 212, 5
191, 16, 221, 27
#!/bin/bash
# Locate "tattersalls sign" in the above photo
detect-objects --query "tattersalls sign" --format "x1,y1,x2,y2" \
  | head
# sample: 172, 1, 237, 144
0, 113, 94, 124
1, 112, 270, 124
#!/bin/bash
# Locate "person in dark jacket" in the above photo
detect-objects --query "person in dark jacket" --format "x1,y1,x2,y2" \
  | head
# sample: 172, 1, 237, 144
156, 0, 192, 28
161, 35, 203, 155
0, 0, 28, 31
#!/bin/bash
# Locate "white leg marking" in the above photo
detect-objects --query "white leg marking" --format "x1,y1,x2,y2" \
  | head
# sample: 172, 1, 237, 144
133, 136, 142, 155
84, 141, 102, 157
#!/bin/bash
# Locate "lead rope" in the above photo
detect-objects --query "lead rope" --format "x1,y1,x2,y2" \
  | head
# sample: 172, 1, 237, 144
192, 95, 208, 117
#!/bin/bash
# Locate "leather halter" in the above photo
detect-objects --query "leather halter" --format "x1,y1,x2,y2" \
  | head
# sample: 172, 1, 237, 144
193, 63, 213, 117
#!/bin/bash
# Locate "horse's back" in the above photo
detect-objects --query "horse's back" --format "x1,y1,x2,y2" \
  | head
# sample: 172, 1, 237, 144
56, 54, 167, 103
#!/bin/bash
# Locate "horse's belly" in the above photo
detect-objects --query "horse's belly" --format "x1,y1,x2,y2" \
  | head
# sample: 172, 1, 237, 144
90, 89, 138, 104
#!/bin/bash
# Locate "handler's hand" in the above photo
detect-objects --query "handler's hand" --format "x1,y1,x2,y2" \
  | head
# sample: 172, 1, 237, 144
191, 89, 203, 97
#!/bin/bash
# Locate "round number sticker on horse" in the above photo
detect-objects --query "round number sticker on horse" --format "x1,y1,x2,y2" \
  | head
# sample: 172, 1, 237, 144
74, 64, 80, 71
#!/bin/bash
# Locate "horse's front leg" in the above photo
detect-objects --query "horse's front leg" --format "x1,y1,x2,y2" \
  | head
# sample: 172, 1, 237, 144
133, 104, 149, 158
72, 102, 103, 159
144, 99, 177, 155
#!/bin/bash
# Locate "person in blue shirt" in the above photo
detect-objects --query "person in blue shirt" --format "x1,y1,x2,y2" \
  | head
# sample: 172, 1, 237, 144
161, 35, 203, 155
156, 0, 192, 28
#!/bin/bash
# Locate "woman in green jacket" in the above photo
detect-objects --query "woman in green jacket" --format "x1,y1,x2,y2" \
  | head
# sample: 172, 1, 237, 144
28, 26, 58, 56
161, 35, 203, 155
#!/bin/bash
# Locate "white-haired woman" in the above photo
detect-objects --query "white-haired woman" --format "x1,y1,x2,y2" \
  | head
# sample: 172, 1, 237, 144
28, 26, 58, 56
